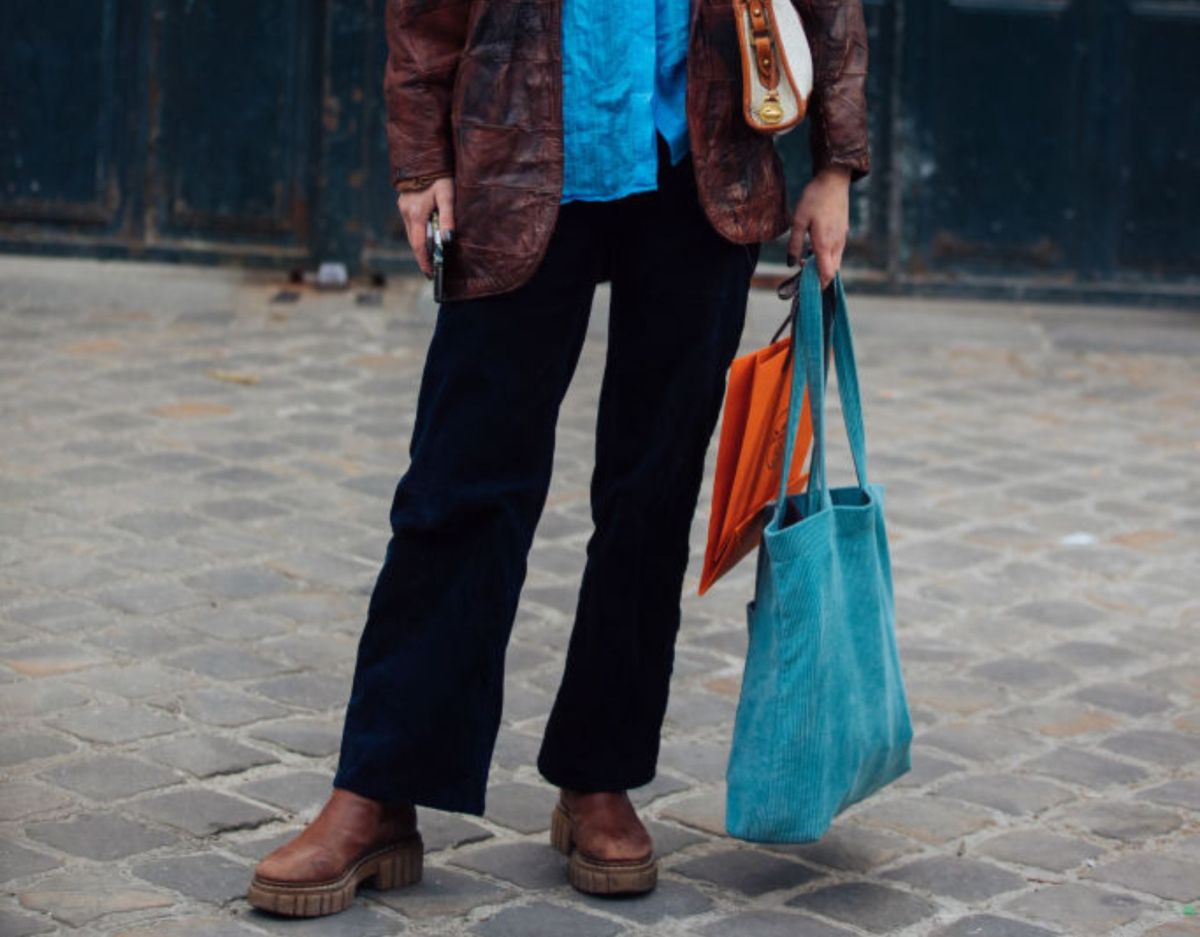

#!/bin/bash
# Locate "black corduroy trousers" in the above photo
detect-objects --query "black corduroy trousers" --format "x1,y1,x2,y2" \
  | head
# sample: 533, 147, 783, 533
333, 133, 761, 814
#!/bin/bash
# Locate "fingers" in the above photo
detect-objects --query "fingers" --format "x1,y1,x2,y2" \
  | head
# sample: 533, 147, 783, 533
433, 181, 455, 239
398, 192, 434, 277
787, 207, 811, 266
815, 248, 839, 290
810, 221, 846, 289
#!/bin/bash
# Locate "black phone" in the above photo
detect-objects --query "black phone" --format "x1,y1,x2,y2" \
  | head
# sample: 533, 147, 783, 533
425, 209, 445, 303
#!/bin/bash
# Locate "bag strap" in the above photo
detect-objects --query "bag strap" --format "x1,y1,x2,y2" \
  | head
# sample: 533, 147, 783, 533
772, 260, 870, 526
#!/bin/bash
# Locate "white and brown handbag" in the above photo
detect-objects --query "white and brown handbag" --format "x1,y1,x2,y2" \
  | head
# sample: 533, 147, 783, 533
732, 0, 814, 135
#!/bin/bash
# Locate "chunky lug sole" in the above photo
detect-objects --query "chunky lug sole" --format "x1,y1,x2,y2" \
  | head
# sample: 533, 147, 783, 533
247, 833, 423, 917
550, 802, 658, 895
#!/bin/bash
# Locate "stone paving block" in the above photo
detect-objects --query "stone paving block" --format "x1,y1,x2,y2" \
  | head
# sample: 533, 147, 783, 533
659, 789, 726, 836
1063, 800, 1184, 843
112, 915, 264, 936
787, 881, 938, 934
449, 841, 568, 890
418, 808, 494, 853
40, 753, 182, 801
882, 855, 1027, 902
131, 851, 253, 904
0, 681, 87, 718
936, 773, 1075, 816
644, 819, 706, 857
249, 718, 342, 757
245, 901, 401, 936
128, 789, 277, 837
917, 724, 1041, 764
976, 829, 1103, 873
970, 657, 1076, 690
854, 794, 996, 845
672, 848, 821, 896
67, 660, 197, 698
0, 840, 61, 883
471, 901, 623, 937
236, 771, 332, 814
0, 909, 55, 937
247, 671, 350, 710
931, 914, 1057, 937
181, 609, 293, 642
658, 738, 728, 783
1002, 883, 1146, 932
664, 687, 738, 731
93, 578, 201, 615
198, 497, 290, 521
1, 641, 110, 677
15, 868, 175, 927
694, 909, 853, 937
176, 686, 289, 727
896, 750, 963, 788
1138, 780, 1200, 811
483, 781, 556, 833
1006, 701, 1121, 739
766, 824, 918, 872
371, 863, 513, 918
905, 677, 1010, 717
111, 509, 201, 539
1144, 924, 1200, 937
576, 877, 714, 924
1101, 729, 1200, 767
86, 619, 207, 657
1073, 682, 1172, 716
48, 701, 186, 744
197, 466, 285, 489
185, 565, 297, 601
629, 771, 691, 807
142, 733, 278, 778
1008, 599, 1104, 629
491, 728, 542, 770
24, 812, 177, 860
0, 781, 74, 821
1022, 746, 1148, 788
1045, 640, 1136, 668
1085, 854, 1200, 902
165, 644, 292, 681
0, 733, 75, 768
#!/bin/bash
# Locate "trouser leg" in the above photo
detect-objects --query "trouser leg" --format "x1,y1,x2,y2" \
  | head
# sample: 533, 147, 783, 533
537, 135, 760, 791
334, 200, 605, 815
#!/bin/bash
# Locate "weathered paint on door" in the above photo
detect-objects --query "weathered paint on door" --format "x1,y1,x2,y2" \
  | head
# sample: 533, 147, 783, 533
1, 0, 1196, 304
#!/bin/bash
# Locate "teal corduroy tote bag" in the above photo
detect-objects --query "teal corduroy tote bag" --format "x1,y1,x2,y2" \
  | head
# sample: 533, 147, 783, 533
725, 261, 913, 843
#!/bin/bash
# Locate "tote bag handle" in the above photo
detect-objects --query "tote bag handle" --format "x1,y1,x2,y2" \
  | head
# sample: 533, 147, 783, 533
771, 261, 870, 528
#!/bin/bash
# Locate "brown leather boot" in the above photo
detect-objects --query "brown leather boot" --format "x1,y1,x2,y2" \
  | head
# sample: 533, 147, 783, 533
247, 787, 422, 917
550, 788, 657, 895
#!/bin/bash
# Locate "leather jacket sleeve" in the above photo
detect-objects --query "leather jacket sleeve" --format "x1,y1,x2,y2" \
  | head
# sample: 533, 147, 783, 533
794, 0, 871, 182
384, 0, 469, 193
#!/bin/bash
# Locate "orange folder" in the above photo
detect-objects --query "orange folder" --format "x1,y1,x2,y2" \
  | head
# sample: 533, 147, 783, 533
698, 333, 813, 595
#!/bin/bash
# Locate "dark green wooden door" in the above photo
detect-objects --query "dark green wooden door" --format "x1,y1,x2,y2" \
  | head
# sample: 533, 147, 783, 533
2, 0, 1197, 303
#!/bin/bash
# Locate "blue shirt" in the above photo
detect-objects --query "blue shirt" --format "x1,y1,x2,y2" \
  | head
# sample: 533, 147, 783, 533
560, 0, 690, 203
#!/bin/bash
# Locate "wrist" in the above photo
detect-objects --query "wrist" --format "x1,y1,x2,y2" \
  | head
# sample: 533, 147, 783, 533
814, 164, 853, 186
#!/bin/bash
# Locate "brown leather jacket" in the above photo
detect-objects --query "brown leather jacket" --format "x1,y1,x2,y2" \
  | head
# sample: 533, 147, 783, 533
385, 0, 870, 301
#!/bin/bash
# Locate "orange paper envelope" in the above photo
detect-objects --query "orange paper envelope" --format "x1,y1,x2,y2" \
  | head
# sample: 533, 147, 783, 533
698, 334, 812, 595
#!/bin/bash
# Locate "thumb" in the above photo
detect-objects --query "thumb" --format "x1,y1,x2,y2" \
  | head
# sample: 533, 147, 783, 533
434, 183, 456, 238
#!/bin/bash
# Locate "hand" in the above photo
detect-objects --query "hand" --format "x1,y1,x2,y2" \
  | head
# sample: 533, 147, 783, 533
397, 177, 456, 278
786, 166, 852, 289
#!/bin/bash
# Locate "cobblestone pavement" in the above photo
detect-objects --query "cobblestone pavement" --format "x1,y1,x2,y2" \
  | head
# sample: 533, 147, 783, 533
1, 254, 1198, 937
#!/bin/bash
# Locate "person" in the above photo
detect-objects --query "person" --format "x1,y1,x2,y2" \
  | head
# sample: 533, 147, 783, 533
246, 0, 869, 917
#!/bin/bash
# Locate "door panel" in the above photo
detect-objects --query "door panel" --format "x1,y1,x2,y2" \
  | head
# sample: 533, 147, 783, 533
900, 0, 1087, 277
0, 0, 128, 228
149, 0, 322, 245
1115, 0, 1200, 274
